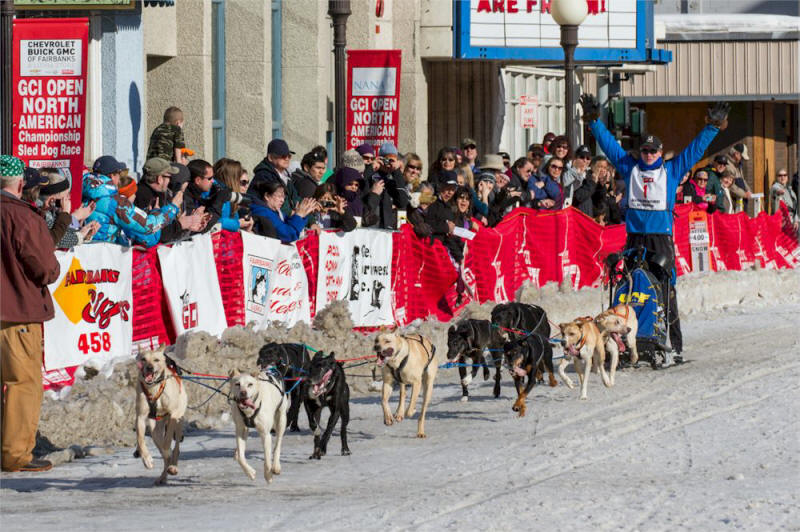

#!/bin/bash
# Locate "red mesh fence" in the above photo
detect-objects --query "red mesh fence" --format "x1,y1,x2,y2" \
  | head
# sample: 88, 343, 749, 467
211, 231, 245, 327
130, 246, 172, 347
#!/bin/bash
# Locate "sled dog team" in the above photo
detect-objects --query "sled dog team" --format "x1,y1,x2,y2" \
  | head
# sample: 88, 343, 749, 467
135, 302, 639, 484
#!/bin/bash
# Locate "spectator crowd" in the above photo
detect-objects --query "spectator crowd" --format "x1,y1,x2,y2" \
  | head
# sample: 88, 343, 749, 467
5, 104, 800, 256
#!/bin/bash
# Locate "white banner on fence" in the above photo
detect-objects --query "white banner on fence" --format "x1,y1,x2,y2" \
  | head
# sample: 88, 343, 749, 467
44, 243, 133, 372
240, 231, 283, 325
253, 243, 311, 329
317, 229, 393, 326
157, 233, 228, 337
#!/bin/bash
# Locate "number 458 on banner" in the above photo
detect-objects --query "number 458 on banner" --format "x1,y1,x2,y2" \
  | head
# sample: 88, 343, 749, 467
77, 332, 112, 355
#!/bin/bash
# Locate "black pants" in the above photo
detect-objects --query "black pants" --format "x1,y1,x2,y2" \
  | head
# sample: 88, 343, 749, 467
625, 233, 683, 354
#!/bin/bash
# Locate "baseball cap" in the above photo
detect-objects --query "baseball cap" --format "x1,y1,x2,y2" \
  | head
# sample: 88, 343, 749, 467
379, 142, 398, 158
23, 167, 48, 190
267, 138, 294, 157
439, 170, 458, 188
575, 145, 592, 158
732, 143, 749, 160
169, 162, 191, 191
144, 157, 179, 176
92, 155, 127, 176
0, 155, 25, 179
461, 137, 477, 149
713, 155, 729, 165
476, 172, 496, 185
640, 135, 663, 151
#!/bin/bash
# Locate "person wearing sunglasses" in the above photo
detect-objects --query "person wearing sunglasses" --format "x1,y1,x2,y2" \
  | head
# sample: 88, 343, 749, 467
428, 147, 458, 192
527, 157, 564, 211
770, 169, 799, 233
402, 152, 424, 192
680, 169, 717, 213
581, 93, 730, 366
563, 144, 596, 215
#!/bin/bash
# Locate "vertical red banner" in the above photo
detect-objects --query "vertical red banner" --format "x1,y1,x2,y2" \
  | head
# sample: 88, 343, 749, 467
345, 49, 402, 152
12, 18, 89, 207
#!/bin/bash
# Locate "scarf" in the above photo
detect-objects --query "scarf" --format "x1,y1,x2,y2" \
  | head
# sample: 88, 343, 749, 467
691, 180, 708, 210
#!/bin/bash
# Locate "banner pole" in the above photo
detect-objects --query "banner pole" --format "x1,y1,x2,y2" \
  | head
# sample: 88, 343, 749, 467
0, 0, 14, 154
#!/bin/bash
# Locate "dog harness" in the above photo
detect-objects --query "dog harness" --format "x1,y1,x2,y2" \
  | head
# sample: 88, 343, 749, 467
235, 371, 285, 429
140, 367, 182, 420
389, 335, 435, 385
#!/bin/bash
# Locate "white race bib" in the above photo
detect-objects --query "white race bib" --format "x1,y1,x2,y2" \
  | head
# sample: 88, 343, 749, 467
629, 165, 668, 211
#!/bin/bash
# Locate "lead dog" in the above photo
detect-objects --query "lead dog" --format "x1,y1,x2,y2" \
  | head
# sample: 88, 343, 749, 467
304, 351, 351, 459
229, 369, 287, 483
257, 342, 315, 432
502, 333, 556, 417
558, 318, 611, 400
135, 346, 188, 485
374, 332, 437, 438
446, 319, 505, 401
594, 304, 639, 385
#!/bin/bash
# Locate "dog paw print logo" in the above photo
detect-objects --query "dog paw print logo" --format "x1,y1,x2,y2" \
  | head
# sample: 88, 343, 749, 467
180, 289, 198, 330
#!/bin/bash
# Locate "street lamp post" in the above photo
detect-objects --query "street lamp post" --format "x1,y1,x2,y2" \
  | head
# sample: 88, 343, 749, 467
551, 0, 588, 149
328, 0, 351, 167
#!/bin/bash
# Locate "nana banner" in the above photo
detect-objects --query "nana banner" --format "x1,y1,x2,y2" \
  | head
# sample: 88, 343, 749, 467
317, 229, 393, 326
157, 233, 228, 337
240, 231, 283, 325
43, 243, 133, 373
345, 49, 401, 153
12, 18, 89, 207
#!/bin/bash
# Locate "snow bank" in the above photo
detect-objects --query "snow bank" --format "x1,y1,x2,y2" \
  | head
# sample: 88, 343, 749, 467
37, 267, 800, 451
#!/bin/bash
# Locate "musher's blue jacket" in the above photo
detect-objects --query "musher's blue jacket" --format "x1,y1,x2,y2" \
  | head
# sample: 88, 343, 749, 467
589, 120, 720, 235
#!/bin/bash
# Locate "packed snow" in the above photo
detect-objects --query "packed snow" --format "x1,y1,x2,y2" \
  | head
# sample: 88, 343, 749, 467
2, 276, 798, 530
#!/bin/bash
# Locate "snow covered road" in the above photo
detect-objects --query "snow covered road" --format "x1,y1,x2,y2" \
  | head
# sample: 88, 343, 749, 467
2, 303, 799, 531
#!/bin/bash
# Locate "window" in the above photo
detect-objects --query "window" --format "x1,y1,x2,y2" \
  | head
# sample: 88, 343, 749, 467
211, 0, 226, 160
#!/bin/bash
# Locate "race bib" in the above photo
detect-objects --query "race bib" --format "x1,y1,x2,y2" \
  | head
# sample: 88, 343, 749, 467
629, 165, 667, 211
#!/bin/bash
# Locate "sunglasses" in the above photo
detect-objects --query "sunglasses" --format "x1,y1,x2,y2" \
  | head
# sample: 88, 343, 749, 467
641, 148, 659, 155
407, 164, 422, 171
441, 157, 455, 162
695, 178, 708, 182
778, 173, 788, 177
578, 155, 591, 160
550, 165, 564, 171
240, 179, 249, 186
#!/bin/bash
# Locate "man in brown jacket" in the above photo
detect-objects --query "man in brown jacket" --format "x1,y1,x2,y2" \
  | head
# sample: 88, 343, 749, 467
1, 155, 61, 472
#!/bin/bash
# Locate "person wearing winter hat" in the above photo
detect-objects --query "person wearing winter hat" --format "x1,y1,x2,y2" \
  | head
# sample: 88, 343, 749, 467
341, 148, 366, 174
364, 142, 411, 229
356, 143, 379, 179
1, 155, 61, 473
333, 166, 377, 226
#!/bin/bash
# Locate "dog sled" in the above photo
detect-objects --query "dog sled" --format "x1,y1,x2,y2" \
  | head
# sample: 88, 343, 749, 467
604, 247, 673, 369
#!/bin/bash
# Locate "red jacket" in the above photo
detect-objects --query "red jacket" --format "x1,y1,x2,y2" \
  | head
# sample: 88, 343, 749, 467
1, 191, 61, 323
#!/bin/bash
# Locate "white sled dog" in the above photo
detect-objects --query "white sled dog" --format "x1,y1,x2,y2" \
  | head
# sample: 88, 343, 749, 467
229, 369, 288, 483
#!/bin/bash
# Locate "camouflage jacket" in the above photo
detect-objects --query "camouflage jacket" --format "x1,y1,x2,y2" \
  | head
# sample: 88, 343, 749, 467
146, 122, 185, 161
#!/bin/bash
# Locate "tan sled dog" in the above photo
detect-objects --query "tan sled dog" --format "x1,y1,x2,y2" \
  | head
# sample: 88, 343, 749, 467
229, 369, 287, 483
373, 332, 437, 438
595, 304, 639, 385
135, 346, 188, 485
558, 318, 611, 400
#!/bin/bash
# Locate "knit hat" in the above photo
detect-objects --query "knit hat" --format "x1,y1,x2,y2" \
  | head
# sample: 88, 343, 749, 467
0, 155, 25, 179
378, 142, 398, 158
334, 166, 363, 192
117, 178, 138, 198
341, 149, 366, 173
355, 143, 374, 157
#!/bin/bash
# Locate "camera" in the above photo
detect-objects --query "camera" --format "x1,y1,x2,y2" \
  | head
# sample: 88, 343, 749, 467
321, 200, 336, 209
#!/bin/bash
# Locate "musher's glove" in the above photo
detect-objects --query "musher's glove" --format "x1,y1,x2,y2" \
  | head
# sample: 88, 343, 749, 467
580, 93, 601, 122
706, 101, 730, 130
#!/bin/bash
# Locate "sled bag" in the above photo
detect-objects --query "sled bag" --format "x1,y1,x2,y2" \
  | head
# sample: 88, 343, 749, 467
612, 267, 668, 346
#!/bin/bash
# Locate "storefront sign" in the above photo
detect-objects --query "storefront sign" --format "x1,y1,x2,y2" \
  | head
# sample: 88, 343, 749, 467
12, 18, 88, 207
455, 0, 671, 64
345, 49, 402, 152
